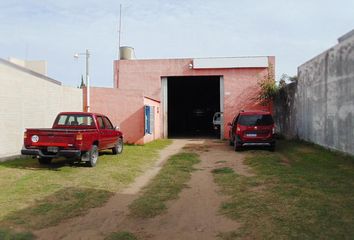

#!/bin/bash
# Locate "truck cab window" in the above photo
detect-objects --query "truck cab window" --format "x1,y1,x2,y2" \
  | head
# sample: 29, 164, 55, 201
103, 117, 114, 129
97, 117, 105, 129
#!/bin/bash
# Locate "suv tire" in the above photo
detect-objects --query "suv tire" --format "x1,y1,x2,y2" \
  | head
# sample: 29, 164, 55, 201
229, 138, 234, 146
233, 137, 242, 152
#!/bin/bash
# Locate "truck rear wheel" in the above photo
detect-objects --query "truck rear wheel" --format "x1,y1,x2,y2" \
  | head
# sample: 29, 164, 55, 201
38, 157, 52, 165
112, 138, 123, 155
85, 145, 99, 167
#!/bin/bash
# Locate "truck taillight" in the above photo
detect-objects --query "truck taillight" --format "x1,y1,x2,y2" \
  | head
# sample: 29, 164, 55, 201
272, 127, 275, 135
76, 133, 83, 141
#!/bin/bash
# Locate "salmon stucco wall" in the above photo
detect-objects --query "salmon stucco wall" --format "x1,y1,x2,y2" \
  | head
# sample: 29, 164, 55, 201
86, 87, 161, 144
114, 57, 274, 139
85, 87, 146, 144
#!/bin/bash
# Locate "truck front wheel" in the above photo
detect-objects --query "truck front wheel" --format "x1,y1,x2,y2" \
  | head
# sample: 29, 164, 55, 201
83, 145, 99, 167
112, 138, 123, 155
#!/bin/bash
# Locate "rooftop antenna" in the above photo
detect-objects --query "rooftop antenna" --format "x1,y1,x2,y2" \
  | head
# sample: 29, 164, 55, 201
118, 4, 122, 59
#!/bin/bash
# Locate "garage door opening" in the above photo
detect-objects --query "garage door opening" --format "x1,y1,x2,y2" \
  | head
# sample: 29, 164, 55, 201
168, 76, 220, 138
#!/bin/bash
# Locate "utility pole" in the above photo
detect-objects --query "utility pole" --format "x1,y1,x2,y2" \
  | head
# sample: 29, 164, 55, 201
118, 4, 122, 59
85, 49, 90, 112
74, 49, 90, 112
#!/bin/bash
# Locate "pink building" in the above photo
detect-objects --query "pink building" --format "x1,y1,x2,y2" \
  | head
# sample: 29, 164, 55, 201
87, 55, 275, 144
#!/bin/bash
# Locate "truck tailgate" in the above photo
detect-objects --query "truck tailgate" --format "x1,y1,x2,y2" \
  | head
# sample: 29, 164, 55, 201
26, 129, 79, 147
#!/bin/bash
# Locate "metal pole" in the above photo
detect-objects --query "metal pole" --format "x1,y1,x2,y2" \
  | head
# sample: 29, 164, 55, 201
118, 4, 122, 59
86, 49, 90, 112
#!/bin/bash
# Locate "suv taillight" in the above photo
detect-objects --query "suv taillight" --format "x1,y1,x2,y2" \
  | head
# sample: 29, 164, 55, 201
24, 131, 27, 139
236, 125, 241, 134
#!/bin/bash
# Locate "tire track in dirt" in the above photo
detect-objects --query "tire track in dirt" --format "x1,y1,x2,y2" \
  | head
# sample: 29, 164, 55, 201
35, 139, 248, 240
34, 139, 188, 240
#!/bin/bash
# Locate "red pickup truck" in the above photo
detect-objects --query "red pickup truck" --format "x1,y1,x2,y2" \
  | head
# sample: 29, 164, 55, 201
21, 112, 123, 167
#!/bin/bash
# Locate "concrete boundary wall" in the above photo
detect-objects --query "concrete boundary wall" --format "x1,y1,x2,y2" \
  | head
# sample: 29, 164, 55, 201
275, 32, 354, 155
0, 59, 82, 159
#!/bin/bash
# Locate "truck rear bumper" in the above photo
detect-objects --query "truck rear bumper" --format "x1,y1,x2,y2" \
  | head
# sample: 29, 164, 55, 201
21, 147, 81, 158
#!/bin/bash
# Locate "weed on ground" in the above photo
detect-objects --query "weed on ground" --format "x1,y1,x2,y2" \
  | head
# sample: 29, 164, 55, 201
214, 140, 354, 239
129, 152, 200, 218
105, 231, 138, 240
0, 228, 34, 240
0, 140, 171, 232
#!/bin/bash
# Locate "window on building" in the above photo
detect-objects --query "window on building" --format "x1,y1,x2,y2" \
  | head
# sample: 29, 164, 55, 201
144, 105, 155, 135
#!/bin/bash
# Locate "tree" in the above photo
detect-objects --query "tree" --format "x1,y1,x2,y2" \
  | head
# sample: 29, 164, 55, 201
279, 74, 298, 87
257, 64, 278, 105
79, 75, 86, 89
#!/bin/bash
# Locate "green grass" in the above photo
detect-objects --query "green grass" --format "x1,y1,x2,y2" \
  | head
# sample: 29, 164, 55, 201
105, 231, 138, 240
129, 152, 200, 218
214, 140, 354, 240
0, 139, 171, 231
0, 228, 34, 240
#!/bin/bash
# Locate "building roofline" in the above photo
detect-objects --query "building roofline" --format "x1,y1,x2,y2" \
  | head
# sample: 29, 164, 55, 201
144, 96, 160, 103
298, 29, 354, 70
338, 29, 354, 43
0, 58, 61, 85
114, 55, 274, 62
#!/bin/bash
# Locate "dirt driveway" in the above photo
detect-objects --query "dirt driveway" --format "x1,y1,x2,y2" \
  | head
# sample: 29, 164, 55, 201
35, 139, 250, 240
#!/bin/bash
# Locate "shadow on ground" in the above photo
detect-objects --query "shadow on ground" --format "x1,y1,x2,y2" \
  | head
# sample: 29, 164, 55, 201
0, 187, 113, 231
0, 150, 116, 171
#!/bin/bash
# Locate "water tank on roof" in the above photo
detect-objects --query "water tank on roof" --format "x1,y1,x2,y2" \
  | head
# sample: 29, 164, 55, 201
119, 46, 135, 60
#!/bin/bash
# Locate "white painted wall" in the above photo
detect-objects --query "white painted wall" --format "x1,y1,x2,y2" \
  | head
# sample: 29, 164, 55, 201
8, 57, 47, 76
0, 60, 82, 159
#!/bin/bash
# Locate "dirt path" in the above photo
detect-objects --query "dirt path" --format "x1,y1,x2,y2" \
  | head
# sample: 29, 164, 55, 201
35, 139, 251, 240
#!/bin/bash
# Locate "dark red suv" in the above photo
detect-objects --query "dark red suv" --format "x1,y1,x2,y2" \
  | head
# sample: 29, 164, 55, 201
228, 110, 275, 151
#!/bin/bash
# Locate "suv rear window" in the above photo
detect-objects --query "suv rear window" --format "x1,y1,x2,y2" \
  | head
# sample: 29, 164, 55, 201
238, 114, 274, 126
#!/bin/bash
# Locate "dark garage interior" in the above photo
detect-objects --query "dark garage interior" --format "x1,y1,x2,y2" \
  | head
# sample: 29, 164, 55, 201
168, 76, 220, 138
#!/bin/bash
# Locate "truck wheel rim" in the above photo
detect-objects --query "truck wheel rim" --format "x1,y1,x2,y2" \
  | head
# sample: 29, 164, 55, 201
91, 147, 98, 164
117, 139, 123, 152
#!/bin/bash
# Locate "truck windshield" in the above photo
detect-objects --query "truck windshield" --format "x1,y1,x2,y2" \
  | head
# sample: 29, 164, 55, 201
238, 114, 274, 126
56, 114, 94, 127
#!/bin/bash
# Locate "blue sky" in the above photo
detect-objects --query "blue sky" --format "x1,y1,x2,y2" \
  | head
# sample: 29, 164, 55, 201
1, 0, 353, 87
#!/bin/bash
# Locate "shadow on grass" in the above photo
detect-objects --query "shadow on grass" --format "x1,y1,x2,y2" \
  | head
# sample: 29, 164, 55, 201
0, 187, 113, 231
0, 157, 89, 171
214, 139, 354, 239
0, 150, 117, 171
0, 228, 35, 240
